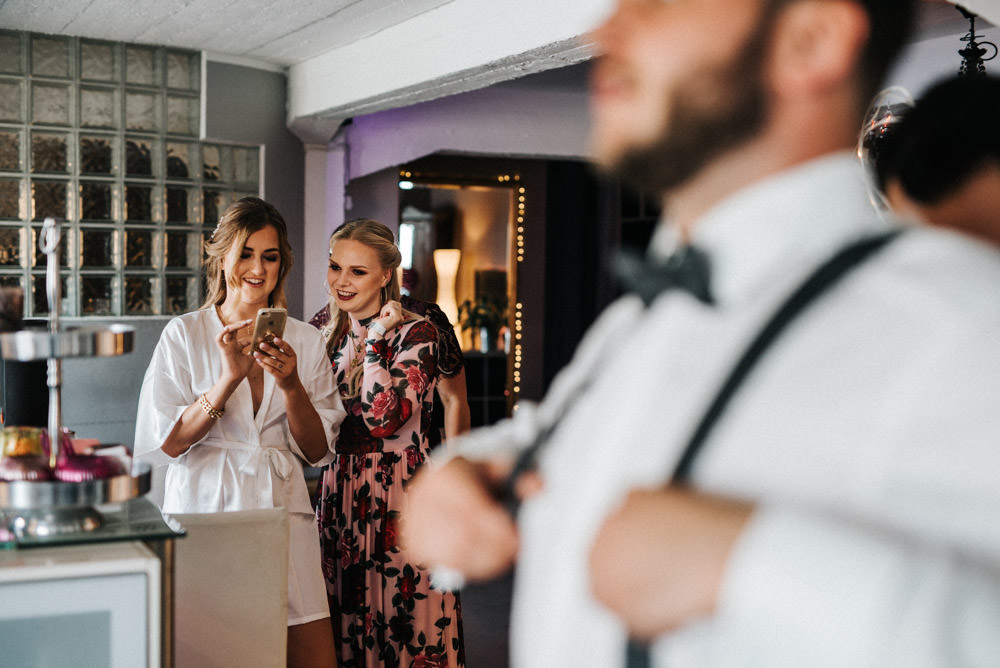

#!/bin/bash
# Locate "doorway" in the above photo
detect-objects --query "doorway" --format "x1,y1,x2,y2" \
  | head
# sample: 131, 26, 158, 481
397, 169, 517, 427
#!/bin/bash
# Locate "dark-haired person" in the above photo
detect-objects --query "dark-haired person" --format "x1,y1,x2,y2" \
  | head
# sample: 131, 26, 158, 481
135, 196, 343, 667
875, 74, 1000, 244
399, 294, 471, 446
406, 0, 1000, 665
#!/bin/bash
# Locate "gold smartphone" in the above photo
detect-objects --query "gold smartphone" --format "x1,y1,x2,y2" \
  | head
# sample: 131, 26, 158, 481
250, 307, 287, 355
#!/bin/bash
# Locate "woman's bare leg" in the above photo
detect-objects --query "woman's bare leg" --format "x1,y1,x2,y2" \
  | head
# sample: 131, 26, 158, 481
287, 618, 337, 668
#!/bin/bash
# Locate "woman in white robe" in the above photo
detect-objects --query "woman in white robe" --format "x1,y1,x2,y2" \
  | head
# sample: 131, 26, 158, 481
134, 196, 344, 668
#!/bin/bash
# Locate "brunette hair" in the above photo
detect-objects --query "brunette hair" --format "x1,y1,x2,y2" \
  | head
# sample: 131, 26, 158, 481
875, 75, 1000, 204
201, 196, 293, 309
323, 218, 403, 355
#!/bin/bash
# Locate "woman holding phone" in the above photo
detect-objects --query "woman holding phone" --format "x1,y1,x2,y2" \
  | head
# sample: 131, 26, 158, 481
135, 196, 344, 668
312, 218, 465, 667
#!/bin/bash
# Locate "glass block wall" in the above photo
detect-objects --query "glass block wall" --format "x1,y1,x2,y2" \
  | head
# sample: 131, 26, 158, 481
0, 31, 260, 317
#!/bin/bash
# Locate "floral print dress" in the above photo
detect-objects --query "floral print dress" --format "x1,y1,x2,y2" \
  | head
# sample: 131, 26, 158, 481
315, 315, 465, 667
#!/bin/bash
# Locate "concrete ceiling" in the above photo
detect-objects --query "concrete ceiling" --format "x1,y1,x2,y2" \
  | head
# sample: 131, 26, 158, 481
0, 0, 456, 67
921, 0, 999, 38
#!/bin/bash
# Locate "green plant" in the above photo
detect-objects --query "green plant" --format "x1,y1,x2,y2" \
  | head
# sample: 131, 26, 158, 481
457, 294, 508, 335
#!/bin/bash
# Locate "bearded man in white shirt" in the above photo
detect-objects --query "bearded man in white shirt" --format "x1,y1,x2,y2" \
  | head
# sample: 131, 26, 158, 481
404, 0, 1000, 666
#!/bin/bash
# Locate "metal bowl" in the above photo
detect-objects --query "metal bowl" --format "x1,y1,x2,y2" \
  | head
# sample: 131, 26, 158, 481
0, 461, 151, 510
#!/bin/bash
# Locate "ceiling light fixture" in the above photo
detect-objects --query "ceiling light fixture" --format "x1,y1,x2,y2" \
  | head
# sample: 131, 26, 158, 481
955, 4, 997, 76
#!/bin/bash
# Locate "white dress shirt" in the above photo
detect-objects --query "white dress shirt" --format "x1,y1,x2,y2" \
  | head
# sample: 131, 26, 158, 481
453, 153, 1000, 667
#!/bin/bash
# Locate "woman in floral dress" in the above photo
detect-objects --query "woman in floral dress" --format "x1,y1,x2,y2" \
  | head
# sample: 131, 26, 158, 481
313, 218, 465, 667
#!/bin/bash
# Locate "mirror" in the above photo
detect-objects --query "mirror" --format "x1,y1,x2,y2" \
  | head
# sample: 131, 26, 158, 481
396, 157, 523, 427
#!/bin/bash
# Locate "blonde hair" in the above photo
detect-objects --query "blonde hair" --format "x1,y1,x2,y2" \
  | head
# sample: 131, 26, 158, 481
323, 218, 403, 357
202, 197, 293, 309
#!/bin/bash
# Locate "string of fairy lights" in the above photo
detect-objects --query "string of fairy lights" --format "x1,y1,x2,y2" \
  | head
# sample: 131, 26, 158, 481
500, 173, 526, 402
398, 169, 526, 406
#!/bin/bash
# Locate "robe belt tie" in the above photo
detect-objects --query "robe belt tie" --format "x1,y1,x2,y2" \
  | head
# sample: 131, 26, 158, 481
200, 441, 291, 480
200, 439, 294, 508
258, 447, 293, 481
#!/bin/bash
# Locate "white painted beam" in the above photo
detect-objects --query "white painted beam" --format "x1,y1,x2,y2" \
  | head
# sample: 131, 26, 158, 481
287, 0, 613, 142
345, 83, 592, 181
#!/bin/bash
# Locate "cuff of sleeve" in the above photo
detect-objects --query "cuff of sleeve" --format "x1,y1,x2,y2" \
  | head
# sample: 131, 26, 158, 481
134, 445, 181, 468
434, 401, 545, 467
308, 449, 337, 468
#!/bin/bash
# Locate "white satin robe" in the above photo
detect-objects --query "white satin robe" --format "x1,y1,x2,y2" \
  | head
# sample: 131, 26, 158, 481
134, 308, 345, 624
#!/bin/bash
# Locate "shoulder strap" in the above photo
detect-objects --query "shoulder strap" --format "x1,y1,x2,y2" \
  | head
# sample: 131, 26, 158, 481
625, 229, 902, 668
670, 229, 901, 482
503, 230, 901, 517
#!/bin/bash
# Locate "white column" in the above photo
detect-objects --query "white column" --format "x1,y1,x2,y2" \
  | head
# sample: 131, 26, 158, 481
302, 142, 344, 319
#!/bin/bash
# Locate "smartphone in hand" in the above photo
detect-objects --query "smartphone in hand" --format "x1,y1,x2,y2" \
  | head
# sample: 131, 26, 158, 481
251, 307, 287, 356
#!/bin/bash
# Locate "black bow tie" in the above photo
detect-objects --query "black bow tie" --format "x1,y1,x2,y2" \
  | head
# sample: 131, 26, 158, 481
615, 245, 714, 306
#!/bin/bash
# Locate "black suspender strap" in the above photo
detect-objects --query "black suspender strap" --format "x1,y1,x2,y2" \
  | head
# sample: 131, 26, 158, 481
671, 229, 901, 483
626, 228, 902, 668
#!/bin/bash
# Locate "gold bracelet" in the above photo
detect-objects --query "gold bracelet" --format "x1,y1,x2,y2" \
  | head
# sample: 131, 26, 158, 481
198, 393, 225, 420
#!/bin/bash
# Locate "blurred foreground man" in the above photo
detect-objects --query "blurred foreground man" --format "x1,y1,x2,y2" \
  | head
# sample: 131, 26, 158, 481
405, 1, 1000, 666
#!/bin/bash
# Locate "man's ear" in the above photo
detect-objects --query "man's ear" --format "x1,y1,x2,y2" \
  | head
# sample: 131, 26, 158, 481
767, 0, 869, 97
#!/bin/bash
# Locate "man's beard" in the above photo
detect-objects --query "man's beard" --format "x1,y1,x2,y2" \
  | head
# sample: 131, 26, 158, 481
609, 19, 772, 195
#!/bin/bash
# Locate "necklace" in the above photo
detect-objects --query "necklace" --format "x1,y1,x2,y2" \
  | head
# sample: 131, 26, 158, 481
215, 306, 252, 336
342, 327, 366, 399
348, 329, 364, 365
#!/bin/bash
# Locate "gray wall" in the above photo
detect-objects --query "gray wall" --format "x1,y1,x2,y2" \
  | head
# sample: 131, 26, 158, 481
56, 60, 305, 448
344, 167, 401, 235
205, 61, 307, 318
60, 318, 168, 445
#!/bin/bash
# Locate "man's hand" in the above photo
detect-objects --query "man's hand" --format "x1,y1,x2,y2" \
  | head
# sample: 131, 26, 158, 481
403, 456, 521, 581
589, 486, 752, 639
